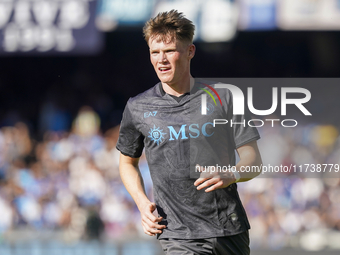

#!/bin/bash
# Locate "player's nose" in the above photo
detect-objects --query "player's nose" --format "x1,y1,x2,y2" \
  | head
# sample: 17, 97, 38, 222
158, 52, 167, 63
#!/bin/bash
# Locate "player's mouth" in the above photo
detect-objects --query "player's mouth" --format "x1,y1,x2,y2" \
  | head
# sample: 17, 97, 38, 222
159, 67, 171, 73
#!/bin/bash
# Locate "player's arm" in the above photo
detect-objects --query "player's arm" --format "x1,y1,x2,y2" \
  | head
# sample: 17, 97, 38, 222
234, 140, 262, 182
119, 153, 166, 236
194, 140, 262, 192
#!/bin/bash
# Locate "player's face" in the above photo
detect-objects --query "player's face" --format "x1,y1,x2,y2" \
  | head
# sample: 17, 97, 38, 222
149, 36, 195, 87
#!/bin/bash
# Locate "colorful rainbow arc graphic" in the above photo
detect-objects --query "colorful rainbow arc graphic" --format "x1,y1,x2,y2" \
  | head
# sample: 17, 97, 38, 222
199, 83, 223, 106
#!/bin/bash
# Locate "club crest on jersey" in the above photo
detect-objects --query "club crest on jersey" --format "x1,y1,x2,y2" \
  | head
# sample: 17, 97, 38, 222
148, 125, 166, 145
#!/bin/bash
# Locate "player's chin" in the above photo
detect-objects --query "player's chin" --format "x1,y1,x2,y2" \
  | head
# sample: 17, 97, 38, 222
157, 74, 172, 83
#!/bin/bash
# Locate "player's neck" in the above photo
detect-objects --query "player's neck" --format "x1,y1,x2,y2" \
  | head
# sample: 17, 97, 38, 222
162, 76, 194, 97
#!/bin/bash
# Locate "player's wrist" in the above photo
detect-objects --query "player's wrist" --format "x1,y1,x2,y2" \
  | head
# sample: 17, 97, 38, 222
232, 170, 241, 183
136, 197, 152, 211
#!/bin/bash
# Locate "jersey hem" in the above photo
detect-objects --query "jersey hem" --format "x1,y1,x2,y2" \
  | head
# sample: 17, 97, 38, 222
235, 135, 260, 149
116, 145, 141, 158
157, 227, 250, 240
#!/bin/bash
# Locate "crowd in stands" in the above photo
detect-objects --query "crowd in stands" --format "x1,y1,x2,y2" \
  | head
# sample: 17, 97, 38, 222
242, 123, 340, 250
0, 107, 339, 250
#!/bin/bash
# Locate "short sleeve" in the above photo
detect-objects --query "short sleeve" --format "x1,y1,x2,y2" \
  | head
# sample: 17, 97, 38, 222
227, 91, 260, 148
116, 101, 144, 158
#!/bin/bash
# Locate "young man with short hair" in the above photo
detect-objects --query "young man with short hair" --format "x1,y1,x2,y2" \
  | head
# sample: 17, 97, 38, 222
117, 10, 262, 255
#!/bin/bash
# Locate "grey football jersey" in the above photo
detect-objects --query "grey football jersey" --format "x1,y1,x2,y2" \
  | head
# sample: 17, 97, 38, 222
116, 79, 260, 239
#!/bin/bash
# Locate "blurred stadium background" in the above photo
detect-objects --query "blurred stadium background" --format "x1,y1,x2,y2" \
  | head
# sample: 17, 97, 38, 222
0, 0, 340, 254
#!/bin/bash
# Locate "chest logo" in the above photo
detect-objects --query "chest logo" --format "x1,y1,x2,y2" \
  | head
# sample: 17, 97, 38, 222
148, 125, 166, 145
144, 111, 157, 118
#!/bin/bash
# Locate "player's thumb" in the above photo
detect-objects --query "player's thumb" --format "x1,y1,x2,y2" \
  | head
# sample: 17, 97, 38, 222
149, 202, 157, 212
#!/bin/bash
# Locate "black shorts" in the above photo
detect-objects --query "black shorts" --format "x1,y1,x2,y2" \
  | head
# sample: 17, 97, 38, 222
159, 231, 250, 255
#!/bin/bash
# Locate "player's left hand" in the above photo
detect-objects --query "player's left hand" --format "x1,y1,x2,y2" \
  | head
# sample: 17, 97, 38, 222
194, 165, 236, 192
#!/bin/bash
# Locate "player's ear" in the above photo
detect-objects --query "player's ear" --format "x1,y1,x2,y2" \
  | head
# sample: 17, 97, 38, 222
188, 44, 195, 59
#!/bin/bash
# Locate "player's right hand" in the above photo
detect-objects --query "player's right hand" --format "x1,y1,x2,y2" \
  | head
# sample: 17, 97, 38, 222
140, 202, 166, 236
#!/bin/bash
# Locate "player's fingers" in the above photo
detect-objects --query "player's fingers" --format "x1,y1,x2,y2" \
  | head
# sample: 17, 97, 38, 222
145, 213, 163, 224
144, 204, 163, 223
142, 214, 166, 229
142, 220, 164, 235
142, 224, 155, 236
141, 220, 155, 236
196, 177, 221, 190
142, 213, 157, 225
204, 180, 224, 192
194, 177, 210, 186
144, 218, 166, 230
144, 211, 157, 222
143, 229, 155, 236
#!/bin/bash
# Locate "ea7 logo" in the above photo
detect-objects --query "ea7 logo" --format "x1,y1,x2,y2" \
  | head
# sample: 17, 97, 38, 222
201, 84, 312, 116
144, 111, 157, 118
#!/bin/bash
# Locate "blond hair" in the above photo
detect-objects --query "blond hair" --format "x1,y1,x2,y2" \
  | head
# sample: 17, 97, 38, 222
143, 10, 195, 44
